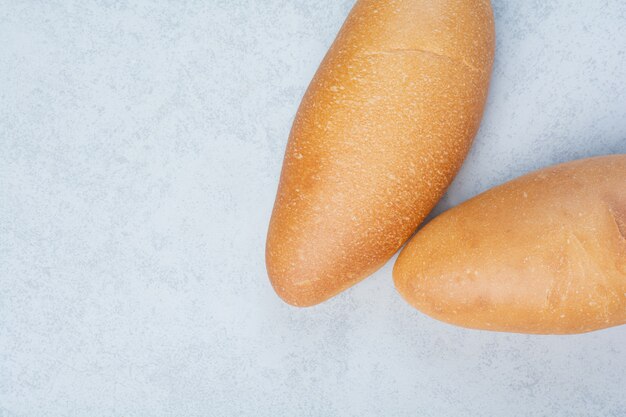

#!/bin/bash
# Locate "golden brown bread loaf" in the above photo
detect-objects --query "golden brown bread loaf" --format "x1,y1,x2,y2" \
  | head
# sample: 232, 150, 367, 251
266, 0, 495, 306
394, 155, 626, 334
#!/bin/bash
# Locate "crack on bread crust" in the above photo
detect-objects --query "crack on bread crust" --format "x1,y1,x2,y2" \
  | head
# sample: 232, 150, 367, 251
570, 231, 609, 284
609, 204, 626, 241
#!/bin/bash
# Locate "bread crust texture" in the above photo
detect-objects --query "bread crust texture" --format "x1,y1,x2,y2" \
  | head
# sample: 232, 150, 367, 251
267, 0, 495, 306
394, 155, 626, 334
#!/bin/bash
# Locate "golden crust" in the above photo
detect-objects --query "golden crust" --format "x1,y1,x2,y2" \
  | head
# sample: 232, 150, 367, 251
394, 155, 626, 334
267, 0, 495, 306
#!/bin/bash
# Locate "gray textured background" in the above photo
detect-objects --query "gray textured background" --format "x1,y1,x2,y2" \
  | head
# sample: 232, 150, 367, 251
1, 1, 626, 416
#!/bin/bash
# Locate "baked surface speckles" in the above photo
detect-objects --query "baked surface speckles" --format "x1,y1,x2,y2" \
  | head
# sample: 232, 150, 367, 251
394, 155, 626, 334
267, 0, 495, 306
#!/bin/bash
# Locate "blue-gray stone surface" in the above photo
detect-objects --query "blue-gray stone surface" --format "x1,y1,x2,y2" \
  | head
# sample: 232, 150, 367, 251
1, 1, 625, 416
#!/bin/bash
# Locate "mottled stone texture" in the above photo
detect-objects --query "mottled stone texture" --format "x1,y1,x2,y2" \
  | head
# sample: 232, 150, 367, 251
0, 1, 625, 416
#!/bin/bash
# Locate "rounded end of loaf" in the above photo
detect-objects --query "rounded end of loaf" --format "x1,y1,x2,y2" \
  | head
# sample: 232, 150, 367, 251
265, 216, 383, 307
392, 212, 595, 335
265, 228, 342, 307
265, 251, 340, 308
392, 235, 433, 317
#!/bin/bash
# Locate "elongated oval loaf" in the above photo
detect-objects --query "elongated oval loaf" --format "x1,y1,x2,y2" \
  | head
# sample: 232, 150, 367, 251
394, 155, 626, 334
266, 0, 495, 306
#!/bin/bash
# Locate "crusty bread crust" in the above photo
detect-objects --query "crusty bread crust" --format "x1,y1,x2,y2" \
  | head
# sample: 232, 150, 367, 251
266, 0, 495, 306
394, 155, 626, 334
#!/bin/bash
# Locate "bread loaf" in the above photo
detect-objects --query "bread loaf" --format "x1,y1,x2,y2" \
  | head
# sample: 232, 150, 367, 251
267, 0, 495, 306
394, 155, 626, 334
